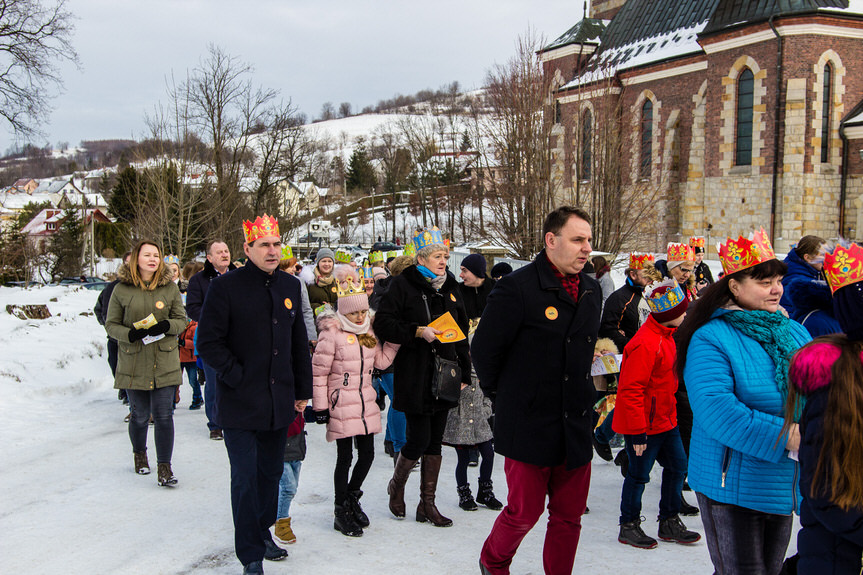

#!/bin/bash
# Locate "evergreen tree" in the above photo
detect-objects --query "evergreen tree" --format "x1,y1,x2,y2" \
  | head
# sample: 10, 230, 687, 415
108, 166, 141, 222
51, 207, 85, 279
460, 131, 472, 153
345, 145, 377, 196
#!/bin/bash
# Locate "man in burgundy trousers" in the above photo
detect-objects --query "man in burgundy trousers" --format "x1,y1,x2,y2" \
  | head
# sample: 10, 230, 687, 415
471, 206, 601, 574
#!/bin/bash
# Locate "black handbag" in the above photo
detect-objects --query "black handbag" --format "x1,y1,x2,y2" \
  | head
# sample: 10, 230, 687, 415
422, 294, 462, 402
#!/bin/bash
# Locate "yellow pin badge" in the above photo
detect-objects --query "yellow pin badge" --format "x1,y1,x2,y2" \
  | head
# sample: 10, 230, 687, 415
545, 306, 558, 320
155, 301, 165, 310
284, 298, 293, 310
450, 293, 456, 302
346, 334, 356, 345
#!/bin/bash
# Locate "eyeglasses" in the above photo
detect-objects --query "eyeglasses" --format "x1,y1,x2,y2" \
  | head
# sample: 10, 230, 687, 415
679, 268, 693, 274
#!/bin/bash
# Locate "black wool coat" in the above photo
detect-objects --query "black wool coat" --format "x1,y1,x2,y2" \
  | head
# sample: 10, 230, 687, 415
185, 259, 237, 322
374, 266, 472, 415
458, 277, 496, 321
196, 261, 313, 431
471, 250, 602, 469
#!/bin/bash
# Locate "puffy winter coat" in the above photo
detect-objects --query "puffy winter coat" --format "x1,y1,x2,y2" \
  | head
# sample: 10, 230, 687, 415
613, 315, 678, 437
178, 321, 197, 364
781, 249, 841, 337
684, 307, 811, 514
312, 313, 398, 441
790, 341, 863, 575
105, 264, 186, 390
599, 279, 644, 351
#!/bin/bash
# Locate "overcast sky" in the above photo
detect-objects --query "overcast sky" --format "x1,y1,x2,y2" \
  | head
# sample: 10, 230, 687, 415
2, 0, 591, 153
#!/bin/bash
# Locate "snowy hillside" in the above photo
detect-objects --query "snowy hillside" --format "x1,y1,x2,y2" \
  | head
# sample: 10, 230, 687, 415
0, 284, 796, 574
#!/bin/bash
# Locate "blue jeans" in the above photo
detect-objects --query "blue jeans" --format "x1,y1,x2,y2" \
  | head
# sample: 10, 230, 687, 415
595, 408, 616, 444
376, 373, 406, 453
277, 460, 302, 519
619, 427, 687, 523
696, 492, 793, 575
182, 363, 202, 404
202, 361, 221, 432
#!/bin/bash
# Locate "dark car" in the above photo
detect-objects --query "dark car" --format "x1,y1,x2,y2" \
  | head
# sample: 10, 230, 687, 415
370, 241, 399, 253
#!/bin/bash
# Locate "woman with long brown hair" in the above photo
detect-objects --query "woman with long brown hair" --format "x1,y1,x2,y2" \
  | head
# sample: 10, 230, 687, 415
784, 242, 863, 574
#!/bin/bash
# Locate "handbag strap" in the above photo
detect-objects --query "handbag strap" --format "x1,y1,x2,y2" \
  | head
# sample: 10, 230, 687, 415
421, 294, 440, 354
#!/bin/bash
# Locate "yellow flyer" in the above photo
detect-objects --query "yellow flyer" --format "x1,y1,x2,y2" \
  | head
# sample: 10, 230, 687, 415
133, 313, 158, 330
429, 312, 466, 343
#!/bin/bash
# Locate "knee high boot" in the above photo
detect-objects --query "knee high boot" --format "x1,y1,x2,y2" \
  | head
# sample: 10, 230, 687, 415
388, 453, 417, 518
415, 454, 452, 527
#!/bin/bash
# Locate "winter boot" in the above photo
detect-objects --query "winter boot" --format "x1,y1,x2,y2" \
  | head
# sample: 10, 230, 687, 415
593, 432, 613, 461
156, 462, 177, 487
415, 454, 453, 527
263, 537, 287, 560
657, 515, 701, 544
133, 451, 150, 475
388, 453, 418, 518
274, 517, 296, 544
334, 501, 363, 537
679, 492, 700, 516
476, 479, 503, 510
242, 561, 263, 574
618, 518, 658, 549
614, 449, 629, 478
457, 484, 478, 511
346, 489, 370, 528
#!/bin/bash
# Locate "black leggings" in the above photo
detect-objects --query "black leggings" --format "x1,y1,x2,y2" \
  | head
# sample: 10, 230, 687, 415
334, 434, 375, 504
454, 440, 495, 486
127, 386, 176, 463
401, 409, 449, 460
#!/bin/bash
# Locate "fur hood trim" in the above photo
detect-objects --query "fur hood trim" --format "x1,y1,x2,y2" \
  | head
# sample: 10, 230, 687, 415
790, 341, 841, 394
116, 262, 174, 288
315, 305, 376, 333
594, 337, 619, 356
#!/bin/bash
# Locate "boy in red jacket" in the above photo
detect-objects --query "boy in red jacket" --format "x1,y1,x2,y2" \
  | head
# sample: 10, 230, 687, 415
613, 279, 700, 549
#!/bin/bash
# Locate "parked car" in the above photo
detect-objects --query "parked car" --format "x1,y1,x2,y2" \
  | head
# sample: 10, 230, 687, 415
53, 276, 110, 291
370, 241, 400, 253
3, 280, 42, 288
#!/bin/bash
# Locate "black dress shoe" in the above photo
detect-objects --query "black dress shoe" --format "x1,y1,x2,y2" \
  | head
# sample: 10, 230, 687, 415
263, 539, 287, 561
243, 560, 263, 574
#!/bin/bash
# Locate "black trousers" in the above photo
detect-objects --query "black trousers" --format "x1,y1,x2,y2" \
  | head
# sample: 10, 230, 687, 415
401, 408, 449, 460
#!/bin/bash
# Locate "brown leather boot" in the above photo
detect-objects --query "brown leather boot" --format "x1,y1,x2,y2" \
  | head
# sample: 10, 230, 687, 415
415, 454, 452, 527
388, 453, 417, 518
133, 451, 150, 475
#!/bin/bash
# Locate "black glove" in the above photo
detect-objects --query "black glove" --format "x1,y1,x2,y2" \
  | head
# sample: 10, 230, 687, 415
147, 320, 171, 336
314, 410, 329, 425
128, 327, 148, 342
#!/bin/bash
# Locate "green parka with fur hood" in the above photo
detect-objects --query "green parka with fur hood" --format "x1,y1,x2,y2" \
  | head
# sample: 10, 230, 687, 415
105, 263, 186, 390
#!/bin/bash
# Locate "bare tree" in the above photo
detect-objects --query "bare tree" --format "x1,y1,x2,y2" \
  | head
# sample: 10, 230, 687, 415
0, 0, 79, 138
338, 102, 352, 118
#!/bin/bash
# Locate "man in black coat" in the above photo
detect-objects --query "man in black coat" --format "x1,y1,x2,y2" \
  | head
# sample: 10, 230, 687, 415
186, 240, 236, 439
472, 207, 601, 574
458, 252, 496, 322
196, 218, 312, 575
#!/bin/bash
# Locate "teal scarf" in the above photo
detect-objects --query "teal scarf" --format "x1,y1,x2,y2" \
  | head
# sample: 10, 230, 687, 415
720, 309, 800, 416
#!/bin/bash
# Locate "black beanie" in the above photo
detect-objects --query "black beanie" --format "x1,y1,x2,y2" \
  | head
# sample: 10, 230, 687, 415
491, 262, 513, 278
461, 253, 487, 279
833, 282, 863, 341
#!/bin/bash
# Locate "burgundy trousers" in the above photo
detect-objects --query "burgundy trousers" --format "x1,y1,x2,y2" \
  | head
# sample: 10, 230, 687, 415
480, 457, 591, 575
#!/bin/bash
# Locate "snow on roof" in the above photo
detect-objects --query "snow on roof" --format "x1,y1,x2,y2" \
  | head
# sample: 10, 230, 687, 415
846, 109, 863, 125
0, 191, 58, 210
821, 0, 863, 14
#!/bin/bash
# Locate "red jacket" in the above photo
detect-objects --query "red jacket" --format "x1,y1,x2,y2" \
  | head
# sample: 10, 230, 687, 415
612, 315, 678, 436
178, 321, 197, 364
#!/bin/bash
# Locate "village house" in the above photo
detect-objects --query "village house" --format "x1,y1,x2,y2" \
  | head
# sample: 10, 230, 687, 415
20, 207, 111, 254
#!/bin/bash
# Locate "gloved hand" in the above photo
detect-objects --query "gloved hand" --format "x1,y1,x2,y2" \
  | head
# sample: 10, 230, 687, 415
314, 410, 330, 425
128, 327, 148, 342
147, 320, 171, 336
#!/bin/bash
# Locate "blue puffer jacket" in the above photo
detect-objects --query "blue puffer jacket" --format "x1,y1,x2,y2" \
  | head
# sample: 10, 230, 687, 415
684, 308, 811, 514
780, 250, 841, 337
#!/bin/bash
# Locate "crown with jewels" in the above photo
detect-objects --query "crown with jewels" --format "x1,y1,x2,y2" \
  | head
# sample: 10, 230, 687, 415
164, 254, 180, 266
281, 245, 293, 260
667, 242, 695, 263
369, 251, 384, 264
337, 277, 366, 298
629, 252, 655, 270
360, 266, 374, 281
412, 227, 445, 252
689, 236, 706, 253
719, 227, 776, 275
823, 242, 863, 293
644, 278, 686, 314
334, 249, 352, 264
243, 214, 280, 244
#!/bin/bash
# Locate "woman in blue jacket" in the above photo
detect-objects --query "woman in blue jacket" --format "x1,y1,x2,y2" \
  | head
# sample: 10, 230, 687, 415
676, 230, 811, 575
780, 235, 841, 337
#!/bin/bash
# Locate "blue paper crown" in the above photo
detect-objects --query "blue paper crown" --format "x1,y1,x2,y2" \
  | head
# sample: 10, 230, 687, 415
412, 227, 445, 252
164, 255, 180, 265
360, 266, 374, 280
644, 279, 686, 314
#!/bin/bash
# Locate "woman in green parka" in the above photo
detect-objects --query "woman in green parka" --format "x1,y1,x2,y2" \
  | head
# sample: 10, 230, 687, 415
106, 240, 186, 486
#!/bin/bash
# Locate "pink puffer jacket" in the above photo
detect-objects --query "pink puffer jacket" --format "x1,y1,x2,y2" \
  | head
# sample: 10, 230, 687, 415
312, 316, 399, 441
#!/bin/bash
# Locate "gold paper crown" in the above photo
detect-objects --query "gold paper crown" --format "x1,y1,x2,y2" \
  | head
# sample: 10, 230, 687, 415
412, 227, 445, 252
387, 250, 399, 259
718, 227, 776, 275
823, 242, 863, 293
667, 242, 695, 262
164, 254, 180, 265
337, 277, 366, 298
281, 245, 293, 260
369, 251, 384, 264
629, 253, 655, 270
243, 214, 280, 244
403, 242, 416, 256
334, 249, 352, 264
689, 236, 706, 249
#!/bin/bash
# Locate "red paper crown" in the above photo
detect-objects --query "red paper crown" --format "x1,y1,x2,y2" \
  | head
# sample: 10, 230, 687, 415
689, 236, 705, 250
823, 243, 863, 293
243, 214, 279, 244
667, 242, 695, 262
629, 253, 655, 270
718, 227, 776, 275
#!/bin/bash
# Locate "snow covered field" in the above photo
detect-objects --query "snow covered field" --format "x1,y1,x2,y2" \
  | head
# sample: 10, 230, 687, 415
0, 284, 797, 574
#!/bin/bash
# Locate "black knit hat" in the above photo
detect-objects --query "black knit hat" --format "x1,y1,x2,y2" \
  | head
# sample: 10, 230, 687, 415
833, 282, 863, 341
461, 253, 487, 279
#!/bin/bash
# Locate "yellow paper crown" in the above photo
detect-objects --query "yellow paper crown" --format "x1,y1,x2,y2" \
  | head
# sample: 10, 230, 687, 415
164, 254, 180, 265
412, 227, 445, 252
823, 243, 863, 293
369, 251, 384, 264
403, 242, 416, 257
387, 250, 399, 259
718, 227, 776, 275
243, 214, 280, 244
629, 252, 655, 270
281, 245, 293, 260
337, 277, 366, 298
334, 249, 352, 264
667, 242, 695, 263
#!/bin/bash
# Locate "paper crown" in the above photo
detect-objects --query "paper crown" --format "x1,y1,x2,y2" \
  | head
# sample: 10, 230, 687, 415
629, 252, 655, 270
360, 266, 374, 281
644, 278, 687, 314
444, 238, 451, 249
667, 242, 695, 263
387, 250, 399, 259
337, 277, 366, 298
718, 227, 776, 275
369, 251, 384, 264
689, 236, 706, 253
334, 249, 352, 264
403, 242, 416, 257
412, 227, 445, 252
164, 254, 179, 265
281, 245, 293, 260
823, 242, 863, 293
243, 214, 279, 244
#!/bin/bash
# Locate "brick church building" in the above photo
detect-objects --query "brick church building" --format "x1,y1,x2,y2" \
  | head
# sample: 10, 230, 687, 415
540, 0, 863, 254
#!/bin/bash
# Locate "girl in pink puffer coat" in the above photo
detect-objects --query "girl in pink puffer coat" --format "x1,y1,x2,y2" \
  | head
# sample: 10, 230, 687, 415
312, 280, 398, 537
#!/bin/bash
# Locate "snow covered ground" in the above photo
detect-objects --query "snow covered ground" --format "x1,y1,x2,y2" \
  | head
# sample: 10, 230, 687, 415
0, 283, 798, 574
